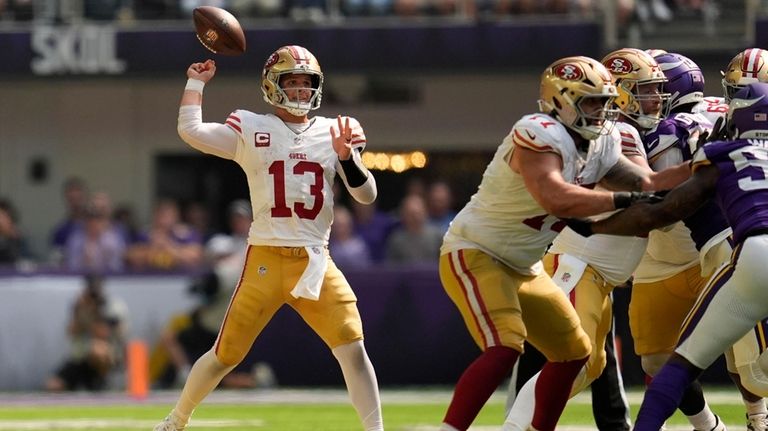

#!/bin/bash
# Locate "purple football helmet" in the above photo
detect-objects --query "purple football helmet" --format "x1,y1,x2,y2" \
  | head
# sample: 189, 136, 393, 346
729, 82, 768, 139
653, 52, 705, 114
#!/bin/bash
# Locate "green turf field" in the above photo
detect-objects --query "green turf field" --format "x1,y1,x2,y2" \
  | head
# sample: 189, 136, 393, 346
0, 387, 750, 430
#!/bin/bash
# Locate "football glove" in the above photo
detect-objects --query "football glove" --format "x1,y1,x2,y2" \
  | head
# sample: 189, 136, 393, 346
695, 117, 729, 151
612, 190, 667, 209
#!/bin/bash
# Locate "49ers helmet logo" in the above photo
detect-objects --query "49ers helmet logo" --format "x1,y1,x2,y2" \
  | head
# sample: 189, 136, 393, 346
264, 52, 279, 70
554, 63, 583, 80
605, 57, 633, 74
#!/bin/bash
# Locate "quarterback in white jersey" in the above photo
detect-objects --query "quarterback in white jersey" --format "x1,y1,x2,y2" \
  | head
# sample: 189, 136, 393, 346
438, 56, 687, 431
154, 46, 384, 431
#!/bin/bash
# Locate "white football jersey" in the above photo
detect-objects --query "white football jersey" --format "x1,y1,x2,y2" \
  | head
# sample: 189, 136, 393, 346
441, 113, 622, 275
690, 96, 728, 127
226, 111, 365, 247
614, 120, 646, 159
549, 122, 648, 286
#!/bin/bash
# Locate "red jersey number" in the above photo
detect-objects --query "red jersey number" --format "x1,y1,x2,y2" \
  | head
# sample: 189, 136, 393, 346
269, 160, 324, 220
522, 214, 566, 233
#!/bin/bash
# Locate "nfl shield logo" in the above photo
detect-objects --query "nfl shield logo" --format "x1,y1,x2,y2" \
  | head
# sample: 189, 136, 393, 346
561, 272, 571, 283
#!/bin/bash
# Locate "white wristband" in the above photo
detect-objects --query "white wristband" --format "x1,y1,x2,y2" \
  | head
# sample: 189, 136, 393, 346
185, 78, 205, 95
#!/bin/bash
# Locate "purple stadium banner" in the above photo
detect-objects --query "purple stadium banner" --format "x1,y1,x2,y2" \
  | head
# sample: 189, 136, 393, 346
0, 21, 601, 76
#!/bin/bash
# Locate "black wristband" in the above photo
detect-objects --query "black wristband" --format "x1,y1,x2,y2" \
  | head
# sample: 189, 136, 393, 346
613, 191, 664, 208
613, 191, 633, 209
339, 153, 368, 188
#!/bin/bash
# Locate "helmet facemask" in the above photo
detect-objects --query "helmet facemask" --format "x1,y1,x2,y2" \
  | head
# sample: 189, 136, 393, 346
572, 95, 619, 141
602, 48, 669, 130
261, 45, 324, 116
723, 80, 747, 104
271, 71, 323, 116
615, 79, 669, 129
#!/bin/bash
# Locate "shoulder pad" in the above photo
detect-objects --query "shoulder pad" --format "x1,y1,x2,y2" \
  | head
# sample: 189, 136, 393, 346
511, 114, 567, 154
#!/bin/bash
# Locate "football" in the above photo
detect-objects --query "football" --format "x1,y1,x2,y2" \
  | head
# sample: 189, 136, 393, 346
192, 6, 246, 56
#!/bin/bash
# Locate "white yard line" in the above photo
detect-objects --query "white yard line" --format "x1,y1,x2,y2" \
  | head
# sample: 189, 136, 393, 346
0, 387, 745, 406
0, 419, 264, 430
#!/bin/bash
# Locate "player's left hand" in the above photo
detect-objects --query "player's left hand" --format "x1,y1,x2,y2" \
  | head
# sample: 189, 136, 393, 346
330, 115, 353, 161
695, 117, 728, 151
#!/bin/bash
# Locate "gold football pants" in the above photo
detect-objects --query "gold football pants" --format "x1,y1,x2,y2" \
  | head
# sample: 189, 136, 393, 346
440, 249, 590, 362
214, 245, 363, 366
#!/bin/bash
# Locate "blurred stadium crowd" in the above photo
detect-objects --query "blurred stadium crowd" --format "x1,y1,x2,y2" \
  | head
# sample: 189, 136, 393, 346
0, 175, 458, 273
0, 0, 710, 23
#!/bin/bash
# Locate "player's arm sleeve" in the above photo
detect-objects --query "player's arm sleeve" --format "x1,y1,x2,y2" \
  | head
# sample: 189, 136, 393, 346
336, 148, 377, 204
177, 105, 238, 159
592, 165, 717, 236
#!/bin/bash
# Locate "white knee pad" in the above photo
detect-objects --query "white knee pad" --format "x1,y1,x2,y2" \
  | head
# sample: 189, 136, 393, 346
730, 331, 768, 396
737, 361, 768, 397
641, 353, 670, 377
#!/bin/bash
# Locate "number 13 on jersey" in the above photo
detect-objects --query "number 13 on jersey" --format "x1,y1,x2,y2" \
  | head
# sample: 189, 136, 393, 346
268, 160, 324, 220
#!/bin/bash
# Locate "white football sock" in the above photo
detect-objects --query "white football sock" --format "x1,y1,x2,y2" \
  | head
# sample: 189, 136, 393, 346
687, 403, 717, 430
503, 365, 588, 431
170, 349, 235, 426
745, 398, 768, 416
503, 370, 538, 431
332, 340, 383, 431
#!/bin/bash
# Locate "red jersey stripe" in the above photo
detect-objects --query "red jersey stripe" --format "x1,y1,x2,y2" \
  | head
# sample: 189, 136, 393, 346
225, 121, 242, 133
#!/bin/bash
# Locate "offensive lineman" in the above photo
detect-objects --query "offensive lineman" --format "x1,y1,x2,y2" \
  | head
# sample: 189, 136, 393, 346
503, 47, 670, 431
437, 56, 686, 431
153, 45, 384, 431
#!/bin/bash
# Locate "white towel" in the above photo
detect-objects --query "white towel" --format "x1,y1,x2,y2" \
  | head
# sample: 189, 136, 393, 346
289, 246, 328, 301
551, 253, 588, 296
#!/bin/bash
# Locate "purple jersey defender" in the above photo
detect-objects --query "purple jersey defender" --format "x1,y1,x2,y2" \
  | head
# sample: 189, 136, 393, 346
630, 82, 768, 431
696, 139, 768, 244
645, 114, 730, 249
